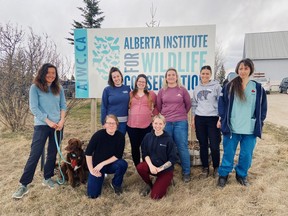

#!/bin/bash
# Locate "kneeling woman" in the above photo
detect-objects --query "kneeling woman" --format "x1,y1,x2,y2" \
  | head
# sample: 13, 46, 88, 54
137, 114, 177, 200
85, 114, 128, 198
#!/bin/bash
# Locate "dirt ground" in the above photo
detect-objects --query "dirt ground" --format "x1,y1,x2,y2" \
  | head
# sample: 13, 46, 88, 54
266, 93, 288, 128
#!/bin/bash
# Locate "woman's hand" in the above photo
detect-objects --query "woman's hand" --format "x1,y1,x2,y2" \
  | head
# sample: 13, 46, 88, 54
45, 118, 58, 129
56, 119, 65, 131
90, 163, 104, 177
217, 120, 221, 129
156, 166, 164, 173
148, 164, 158, 174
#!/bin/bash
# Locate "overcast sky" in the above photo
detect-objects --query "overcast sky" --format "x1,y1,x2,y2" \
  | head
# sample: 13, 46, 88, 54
1, 0, 288, 71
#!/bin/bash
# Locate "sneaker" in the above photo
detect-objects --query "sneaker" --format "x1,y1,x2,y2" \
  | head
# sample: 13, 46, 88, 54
182, 174, 191, 183
236, 173, 249, 186
140, 184, 151, 197
110, 182, 123, 195
42, 178, 56, 189
12, 185, 29, 199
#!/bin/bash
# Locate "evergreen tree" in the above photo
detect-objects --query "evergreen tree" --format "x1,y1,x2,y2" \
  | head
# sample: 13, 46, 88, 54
67, 0, 105, 44
217, 64, 226, 86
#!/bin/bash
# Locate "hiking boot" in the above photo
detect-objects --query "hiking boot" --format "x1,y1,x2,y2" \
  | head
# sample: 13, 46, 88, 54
12, 185, 29, 199
110, 182, 123, 195
213, 167, 219, 178
200, 167, 209, 178
182, 174, 191, 183
217, 175, 228, 188
236, 173, 249, 186
140, 184, 151, 197
42, 178, 56, 189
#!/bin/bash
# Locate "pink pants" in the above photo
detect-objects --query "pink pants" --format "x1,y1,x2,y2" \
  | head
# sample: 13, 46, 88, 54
137, 161, 173, 199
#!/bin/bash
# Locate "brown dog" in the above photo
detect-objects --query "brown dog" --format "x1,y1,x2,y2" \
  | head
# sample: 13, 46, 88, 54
60, 138, 87, 187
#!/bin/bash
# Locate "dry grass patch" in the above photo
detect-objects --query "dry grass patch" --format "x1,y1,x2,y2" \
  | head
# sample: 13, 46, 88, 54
1, 105, 288, 216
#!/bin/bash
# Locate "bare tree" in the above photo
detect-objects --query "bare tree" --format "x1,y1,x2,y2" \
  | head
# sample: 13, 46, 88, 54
146, 3, 160, 27
0, 23, 69, 132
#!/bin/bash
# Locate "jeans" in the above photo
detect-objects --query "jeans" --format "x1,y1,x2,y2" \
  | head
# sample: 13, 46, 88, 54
218, 133, 257, 177
195, 115, 221, 168
127, 125, 152, 166
87, 159, 128, 198
118, 122, 127, 135
20, 126, 61, 186
165, 120, 190, 175
137, 161, 174, 200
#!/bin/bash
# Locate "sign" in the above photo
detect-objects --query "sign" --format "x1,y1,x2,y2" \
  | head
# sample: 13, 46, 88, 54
74, 25, 216, 98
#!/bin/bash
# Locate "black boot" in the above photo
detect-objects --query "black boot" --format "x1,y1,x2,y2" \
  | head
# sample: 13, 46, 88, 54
200, 167, 209, 178
236, 173, 249, 186
217, 175, 228, 188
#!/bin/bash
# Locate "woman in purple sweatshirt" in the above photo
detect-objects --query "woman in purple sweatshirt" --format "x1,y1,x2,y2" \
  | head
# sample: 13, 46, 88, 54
157, 68, 192, 183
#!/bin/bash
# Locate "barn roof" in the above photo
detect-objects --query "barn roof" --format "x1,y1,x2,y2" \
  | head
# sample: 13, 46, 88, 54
243, 31, 288, 60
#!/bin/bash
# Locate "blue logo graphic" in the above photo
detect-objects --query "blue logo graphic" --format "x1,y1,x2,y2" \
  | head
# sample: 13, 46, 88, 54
92, 36, 120, 80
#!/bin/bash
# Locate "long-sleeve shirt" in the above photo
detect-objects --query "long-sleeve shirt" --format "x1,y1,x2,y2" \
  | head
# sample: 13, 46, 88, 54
141, 130, 177, 172
29, 84, 67, 125
127, 91, 158, 128
101, 85, 131, 125
157, 86, 191, 122
85, 129, 125, 166
191, 80, 222, 116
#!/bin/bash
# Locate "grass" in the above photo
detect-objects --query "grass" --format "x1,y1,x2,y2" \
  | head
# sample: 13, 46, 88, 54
1, 100, 288, 216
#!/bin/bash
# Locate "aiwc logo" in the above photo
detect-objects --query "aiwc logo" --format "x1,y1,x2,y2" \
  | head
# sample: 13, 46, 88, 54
92, 36, 120, 80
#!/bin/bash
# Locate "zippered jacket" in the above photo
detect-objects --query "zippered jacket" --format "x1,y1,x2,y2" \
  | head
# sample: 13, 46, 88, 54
218, 80, 267, 138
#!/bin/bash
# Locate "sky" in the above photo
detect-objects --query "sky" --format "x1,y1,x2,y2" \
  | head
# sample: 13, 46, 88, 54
1, 0, 288, 72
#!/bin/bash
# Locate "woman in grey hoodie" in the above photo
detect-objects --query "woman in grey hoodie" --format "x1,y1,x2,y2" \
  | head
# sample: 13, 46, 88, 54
191, 65, 222, 178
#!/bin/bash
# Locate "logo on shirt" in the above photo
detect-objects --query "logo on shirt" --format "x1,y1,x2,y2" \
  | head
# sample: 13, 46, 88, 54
159, 143, 167, 147
123, 90, 129, 94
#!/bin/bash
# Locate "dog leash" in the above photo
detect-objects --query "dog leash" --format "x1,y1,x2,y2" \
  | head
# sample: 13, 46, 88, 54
54, 130, 70, 185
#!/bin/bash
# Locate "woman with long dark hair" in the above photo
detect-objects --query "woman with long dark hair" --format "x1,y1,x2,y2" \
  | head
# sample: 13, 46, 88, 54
12, 63, 67, 199
217, 58, 267, 187
127, 74, 158, 167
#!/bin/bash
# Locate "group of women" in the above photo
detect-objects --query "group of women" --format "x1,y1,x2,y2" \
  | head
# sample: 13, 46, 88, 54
12, 58, 267, 200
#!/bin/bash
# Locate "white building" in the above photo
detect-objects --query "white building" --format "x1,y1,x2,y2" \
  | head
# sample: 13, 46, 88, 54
243, 31, 288, 87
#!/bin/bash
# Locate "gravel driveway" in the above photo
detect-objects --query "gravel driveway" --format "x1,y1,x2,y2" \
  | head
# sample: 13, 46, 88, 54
266, 93, 288, 128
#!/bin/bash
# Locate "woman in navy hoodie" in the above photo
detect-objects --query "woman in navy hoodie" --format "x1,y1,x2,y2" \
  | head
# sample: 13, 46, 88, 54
217, 58, 267, 187
137, 114, 177, 200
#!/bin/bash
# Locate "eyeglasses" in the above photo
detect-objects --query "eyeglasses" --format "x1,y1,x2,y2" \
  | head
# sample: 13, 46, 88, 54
137, 81, 146, 84
105, 122, 116, 126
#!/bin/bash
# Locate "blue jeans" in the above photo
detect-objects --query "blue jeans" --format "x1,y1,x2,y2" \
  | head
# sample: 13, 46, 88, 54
218, 133, 257, 177
118, 122, 127, 136
165, 120, 190, 175
20, 126, 60, 186
87, 159, 128, 198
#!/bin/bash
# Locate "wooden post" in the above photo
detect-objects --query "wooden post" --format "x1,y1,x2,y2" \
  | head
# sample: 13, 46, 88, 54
91, 98, 97, 135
